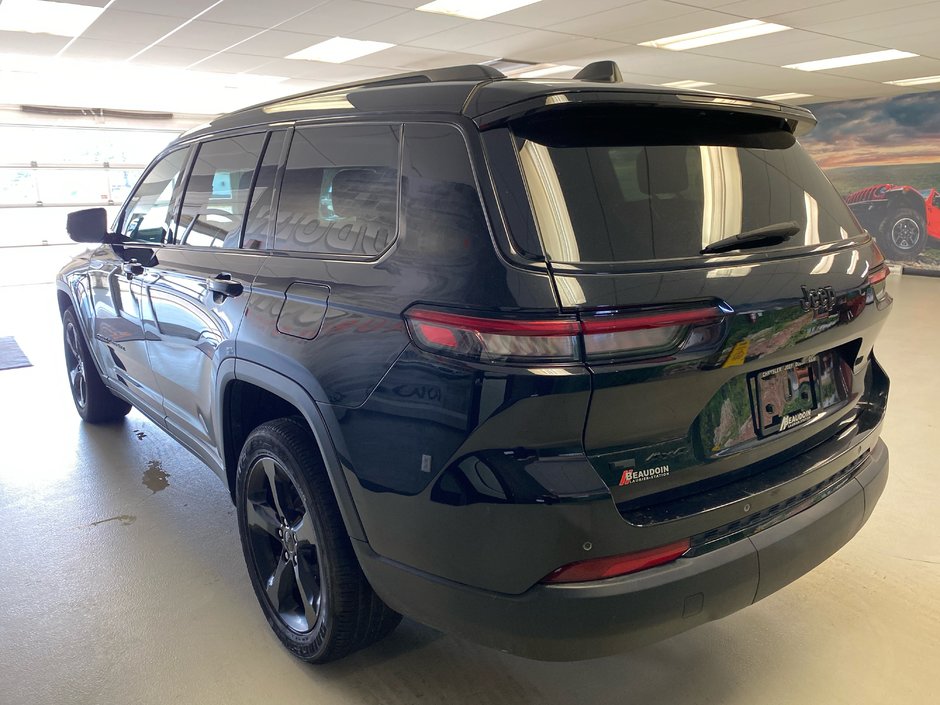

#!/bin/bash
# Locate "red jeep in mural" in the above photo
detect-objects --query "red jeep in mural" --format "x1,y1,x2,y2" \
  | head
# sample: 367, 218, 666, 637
844, 184, 940, 260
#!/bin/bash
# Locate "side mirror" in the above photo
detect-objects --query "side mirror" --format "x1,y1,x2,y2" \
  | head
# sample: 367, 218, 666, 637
66, 207, 111, 243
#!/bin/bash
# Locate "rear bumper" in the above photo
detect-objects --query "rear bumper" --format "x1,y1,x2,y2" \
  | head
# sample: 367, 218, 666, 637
356, 438, 888, 661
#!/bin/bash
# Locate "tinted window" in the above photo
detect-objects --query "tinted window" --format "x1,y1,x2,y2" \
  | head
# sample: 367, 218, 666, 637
275, 124, 400, 256
243, 131, 287, 250
121, 148, 188, 243
511, 107, 862, 264
402, 123, 487, 260
177, 133, 266, 248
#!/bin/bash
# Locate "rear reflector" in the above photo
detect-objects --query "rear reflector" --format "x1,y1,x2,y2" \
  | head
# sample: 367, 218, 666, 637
541, 539, 691, 584
404, 305, 726, 365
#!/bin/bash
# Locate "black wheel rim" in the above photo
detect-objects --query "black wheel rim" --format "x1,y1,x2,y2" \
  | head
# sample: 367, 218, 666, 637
64, 320, 87, 409
245, 456, 322, 634
891, 217, 921, 250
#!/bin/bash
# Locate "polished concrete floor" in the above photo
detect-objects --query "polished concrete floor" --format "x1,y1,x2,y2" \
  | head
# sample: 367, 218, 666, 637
0, 269, 937, 705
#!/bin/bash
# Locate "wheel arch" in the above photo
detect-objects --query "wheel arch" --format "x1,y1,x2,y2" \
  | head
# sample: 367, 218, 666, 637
217, 360, 367, 542
885, 189, 927, 221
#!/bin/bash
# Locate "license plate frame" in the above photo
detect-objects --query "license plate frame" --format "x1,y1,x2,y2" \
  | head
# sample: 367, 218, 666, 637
750, 356, 822, 438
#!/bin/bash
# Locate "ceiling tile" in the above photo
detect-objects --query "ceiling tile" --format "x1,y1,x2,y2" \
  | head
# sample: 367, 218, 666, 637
280, 0, 407, 37
353, 11, 469, 44
202, 0, 327, 29
467, 29, 590, 62
0, 31, 70, 55
526, 36, 628, 63
244, 59, 388, 82
220, 30, 334, 58
60, 37, 143, 61
185, 52, 271, 73
407, 20, 521, 51
817, 55, 940, 82
493, 0, 647, 29
158, 20, 260, 51
114, 0, 224, 19
46, 0, 111, 6
81, 9, 183, 45
686, 30, 882, 64
599, 8, 757, 43
763, 0, 938, 29
547, 1, 708, 37
132, 45, 217, 68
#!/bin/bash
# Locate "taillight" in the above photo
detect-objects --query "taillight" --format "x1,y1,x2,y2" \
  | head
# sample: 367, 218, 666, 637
405, 308, 581, 364
581, 307, 725, 362
404, 305, 727, 365
868, 265, 890, 303
541, 539, 691, 584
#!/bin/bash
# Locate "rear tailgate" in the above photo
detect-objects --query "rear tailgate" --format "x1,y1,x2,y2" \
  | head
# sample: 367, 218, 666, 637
499, 101, 892, 507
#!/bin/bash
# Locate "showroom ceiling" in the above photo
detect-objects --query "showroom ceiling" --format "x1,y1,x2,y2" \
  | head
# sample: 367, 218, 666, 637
2, 0, 940, 115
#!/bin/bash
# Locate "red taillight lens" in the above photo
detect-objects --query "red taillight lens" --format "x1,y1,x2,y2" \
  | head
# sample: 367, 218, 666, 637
541, 539, 691, 584
405, 305, 726, 365
405, 308, 581, 364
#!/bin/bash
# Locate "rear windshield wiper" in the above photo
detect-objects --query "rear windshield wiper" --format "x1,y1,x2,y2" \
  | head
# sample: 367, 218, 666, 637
700, 221, 801, 255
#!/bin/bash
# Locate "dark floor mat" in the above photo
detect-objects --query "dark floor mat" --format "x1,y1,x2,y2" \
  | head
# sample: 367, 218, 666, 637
0, 336, 32, 370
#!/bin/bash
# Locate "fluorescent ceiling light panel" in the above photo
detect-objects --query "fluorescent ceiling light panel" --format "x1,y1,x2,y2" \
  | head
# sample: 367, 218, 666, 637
287, 37, 395, 63
0, 0, 104, 37
639, 20, 790, 51
758, 92, 812, 101
660, 80, 715, 89
516, 64, 580, 78
885, 75, 940, 86
785, 50, 917, 72
417, 0, 541, 21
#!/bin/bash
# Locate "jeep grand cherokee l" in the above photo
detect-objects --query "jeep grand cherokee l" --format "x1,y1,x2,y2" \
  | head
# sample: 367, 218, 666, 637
57, 62, 891, 663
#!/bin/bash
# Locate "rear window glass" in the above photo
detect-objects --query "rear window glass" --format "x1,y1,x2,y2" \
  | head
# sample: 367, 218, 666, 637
510, 107, 861, 264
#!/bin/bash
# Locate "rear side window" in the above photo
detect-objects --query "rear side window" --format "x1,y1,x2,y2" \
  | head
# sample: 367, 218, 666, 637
121, 148, 189, 243
402, 123, 487, 259
509, 107, 862, 264
177, 133, 267, 248
275, 124, 400, 257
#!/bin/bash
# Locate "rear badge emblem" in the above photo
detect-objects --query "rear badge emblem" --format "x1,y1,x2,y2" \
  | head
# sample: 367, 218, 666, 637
800, 285, 837, 314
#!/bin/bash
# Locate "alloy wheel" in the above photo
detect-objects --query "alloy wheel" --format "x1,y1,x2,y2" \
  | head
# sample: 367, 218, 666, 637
64, 321, 87, 409
891, 217, 921, 250
244, 456, 323, 633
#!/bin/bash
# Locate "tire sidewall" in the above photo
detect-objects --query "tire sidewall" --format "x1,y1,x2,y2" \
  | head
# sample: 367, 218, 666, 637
62, 308, 91, 420
235, 424, 335, 659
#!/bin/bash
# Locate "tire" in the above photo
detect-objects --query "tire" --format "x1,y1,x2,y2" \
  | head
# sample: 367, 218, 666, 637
62, 307, 132, 423
235, 417, 401, 663
879, 207, 927, 261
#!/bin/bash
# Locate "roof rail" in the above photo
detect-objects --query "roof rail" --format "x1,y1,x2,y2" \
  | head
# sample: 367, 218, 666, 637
573, 60, 623, 83
225, 64, 505, 118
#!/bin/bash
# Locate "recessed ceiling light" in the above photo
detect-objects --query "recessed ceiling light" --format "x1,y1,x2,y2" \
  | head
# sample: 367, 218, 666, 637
639, 20, 791, 51
785, 50, 917, 72
515, 64, 580, 78
885, 75, 940, 86
0, 0, 104, 37
660, 80, 715, 89
287, 37, 395, 63
758, 92, 813, 101
417, 0, 541, 21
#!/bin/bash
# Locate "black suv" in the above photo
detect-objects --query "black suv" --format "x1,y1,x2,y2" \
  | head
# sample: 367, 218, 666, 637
57, 62, 892, 663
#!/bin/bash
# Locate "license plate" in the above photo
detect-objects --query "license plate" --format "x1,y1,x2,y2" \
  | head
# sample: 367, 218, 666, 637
750, 352, 847, 437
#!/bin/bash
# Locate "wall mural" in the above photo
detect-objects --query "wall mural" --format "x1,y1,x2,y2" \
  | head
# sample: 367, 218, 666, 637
801, 90, 940, 273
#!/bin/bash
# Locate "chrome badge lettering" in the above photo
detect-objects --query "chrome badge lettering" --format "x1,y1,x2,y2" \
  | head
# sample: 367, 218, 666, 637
779, 409, 812, 432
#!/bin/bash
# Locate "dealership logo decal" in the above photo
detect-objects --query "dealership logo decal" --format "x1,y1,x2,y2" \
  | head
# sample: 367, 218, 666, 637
779, 409, 812, 431
619, 464, 670, 486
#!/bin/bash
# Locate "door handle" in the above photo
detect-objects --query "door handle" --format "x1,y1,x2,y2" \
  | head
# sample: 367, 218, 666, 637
207, 272, 244, 299
122, 259, 144, 279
